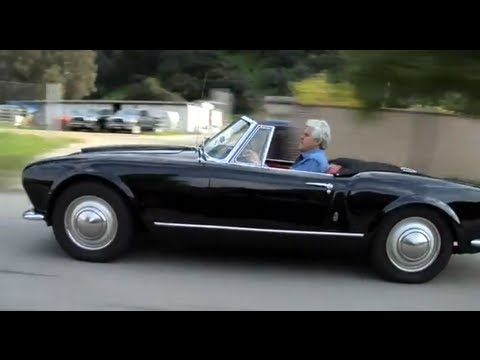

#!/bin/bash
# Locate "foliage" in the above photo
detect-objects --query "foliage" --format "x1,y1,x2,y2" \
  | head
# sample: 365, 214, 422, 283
0, 50, 97, 99
103, 77, 184, 101
92, 50, 341, 113
339, 50, 480, 115
6, 50, 480, 117
291, 73, 363, 107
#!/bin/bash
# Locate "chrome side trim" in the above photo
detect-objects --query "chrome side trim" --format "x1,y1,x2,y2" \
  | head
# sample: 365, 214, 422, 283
471, 240, 480, 248
306, 182, 333, 189
306, 182, 334, 194
23, 209, 45, 221
153, 221, 364, 237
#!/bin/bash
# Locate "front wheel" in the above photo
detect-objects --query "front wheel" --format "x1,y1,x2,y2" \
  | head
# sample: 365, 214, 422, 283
51, 181, 134, 262
370, 207, 453, 283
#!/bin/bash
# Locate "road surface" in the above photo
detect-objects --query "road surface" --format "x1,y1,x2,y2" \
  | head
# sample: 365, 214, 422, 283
2, 192, 480, 310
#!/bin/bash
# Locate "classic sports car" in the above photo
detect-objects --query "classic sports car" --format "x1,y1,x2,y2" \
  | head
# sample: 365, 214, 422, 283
21, 116, 480, 283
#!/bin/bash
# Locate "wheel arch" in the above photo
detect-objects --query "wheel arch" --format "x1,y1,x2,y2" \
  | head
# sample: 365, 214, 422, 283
45, 173, 142, 228
366, 196, 462, 247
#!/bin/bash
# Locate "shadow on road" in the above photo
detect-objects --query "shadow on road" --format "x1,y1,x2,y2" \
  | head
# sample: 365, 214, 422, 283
126, 230, 377, 280
23, 228, 376, 280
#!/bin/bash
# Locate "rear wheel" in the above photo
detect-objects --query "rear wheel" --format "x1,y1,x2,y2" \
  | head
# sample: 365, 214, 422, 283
51, 181, 134, 262
370, 207, 453, 283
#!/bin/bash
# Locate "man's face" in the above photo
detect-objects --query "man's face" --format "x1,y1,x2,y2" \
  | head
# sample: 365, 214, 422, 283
299, 126, 319, 152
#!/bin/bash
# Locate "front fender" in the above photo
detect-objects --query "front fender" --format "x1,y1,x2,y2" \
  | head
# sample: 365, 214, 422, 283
45, 167, 137, 225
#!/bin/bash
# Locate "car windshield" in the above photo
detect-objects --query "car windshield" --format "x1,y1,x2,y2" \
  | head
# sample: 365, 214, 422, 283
203, 118, 252, 160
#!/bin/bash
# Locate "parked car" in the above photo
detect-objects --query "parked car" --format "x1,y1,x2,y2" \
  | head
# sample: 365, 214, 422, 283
20, 116, 480, 283
104, 108, 159, 133
67, 108, 114, 132
0, 104, 35, 125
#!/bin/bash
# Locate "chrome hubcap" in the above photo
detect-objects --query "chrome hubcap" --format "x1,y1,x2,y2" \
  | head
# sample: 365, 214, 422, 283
386, 217, 441, 272
76, 210, 106, 239
64, 196, 118, 250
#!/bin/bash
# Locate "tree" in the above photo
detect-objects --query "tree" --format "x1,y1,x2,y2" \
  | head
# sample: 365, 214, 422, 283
339, 50, 480, 114
0, 50, 98, 99
291, 73, 363, 107
104, 77, 184, 101
92, 50, 343, 113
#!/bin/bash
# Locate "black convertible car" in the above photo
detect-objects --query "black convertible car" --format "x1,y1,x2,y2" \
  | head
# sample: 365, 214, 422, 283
21, 116, 480, 283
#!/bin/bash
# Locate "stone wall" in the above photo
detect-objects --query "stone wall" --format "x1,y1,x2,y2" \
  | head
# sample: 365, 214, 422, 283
262, 97, 480, 180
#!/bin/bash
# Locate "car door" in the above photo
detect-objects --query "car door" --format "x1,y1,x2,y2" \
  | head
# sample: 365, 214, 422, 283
124, 158, 213, 227
205, 163, 341, 233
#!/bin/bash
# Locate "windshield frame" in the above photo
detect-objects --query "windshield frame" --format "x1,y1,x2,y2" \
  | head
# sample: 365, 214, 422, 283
202, 116, 257, 163
231, 124, 275, 168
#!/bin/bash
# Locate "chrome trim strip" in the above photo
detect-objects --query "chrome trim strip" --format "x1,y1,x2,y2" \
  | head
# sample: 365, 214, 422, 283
471, 240, 480, 248
23, 209, 45, 221
306, 182, 334, 189
306, 182, 334, 194
153, 221, 364, 237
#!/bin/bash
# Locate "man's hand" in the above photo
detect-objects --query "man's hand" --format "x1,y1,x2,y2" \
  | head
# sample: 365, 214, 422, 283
241, 149, 261, 164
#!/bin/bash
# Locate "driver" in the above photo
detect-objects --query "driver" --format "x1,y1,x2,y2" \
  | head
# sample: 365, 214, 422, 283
291, 119, 331, 173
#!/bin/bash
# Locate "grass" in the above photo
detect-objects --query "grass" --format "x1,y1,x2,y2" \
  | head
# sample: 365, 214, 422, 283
0, 131, 79, 172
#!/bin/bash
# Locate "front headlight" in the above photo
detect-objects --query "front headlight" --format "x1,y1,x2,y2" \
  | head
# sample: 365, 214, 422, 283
85, 117, 97, 122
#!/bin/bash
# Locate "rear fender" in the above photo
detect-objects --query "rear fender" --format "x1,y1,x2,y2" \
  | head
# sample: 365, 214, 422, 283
368, 195, 463, 244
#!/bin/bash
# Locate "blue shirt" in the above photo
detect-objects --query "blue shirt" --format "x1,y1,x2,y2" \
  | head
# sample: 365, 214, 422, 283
291, 149, 329, 173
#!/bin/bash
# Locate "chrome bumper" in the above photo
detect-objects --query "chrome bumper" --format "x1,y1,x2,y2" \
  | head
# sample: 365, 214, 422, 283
471, 240, 480, 248
23, 209, 45, 221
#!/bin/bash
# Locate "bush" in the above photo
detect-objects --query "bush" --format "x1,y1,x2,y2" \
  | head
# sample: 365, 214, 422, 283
291, 73, 364, 107
104, 77, 185, 102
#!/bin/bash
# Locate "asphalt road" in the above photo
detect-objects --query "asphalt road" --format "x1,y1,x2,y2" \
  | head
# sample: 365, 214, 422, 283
2, 191, 480, 311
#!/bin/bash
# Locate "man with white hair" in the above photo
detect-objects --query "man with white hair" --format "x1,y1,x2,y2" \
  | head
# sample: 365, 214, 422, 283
291, 119, 331, 173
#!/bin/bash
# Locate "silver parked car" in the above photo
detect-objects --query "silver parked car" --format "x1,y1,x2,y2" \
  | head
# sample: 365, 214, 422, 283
68, 108, 114, 132
105, 109, 160, 133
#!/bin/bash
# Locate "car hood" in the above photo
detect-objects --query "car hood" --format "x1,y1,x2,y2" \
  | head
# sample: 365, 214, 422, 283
76, 144, 200, 160
80, 144, 196, 154
23, 144, 203, 173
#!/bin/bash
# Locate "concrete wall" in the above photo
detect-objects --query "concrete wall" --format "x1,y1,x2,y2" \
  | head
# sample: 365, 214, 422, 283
262, 97, 480, 180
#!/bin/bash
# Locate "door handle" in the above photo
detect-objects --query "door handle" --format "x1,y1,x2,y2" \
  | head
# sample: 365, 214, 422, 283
306, 182, 334, 194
